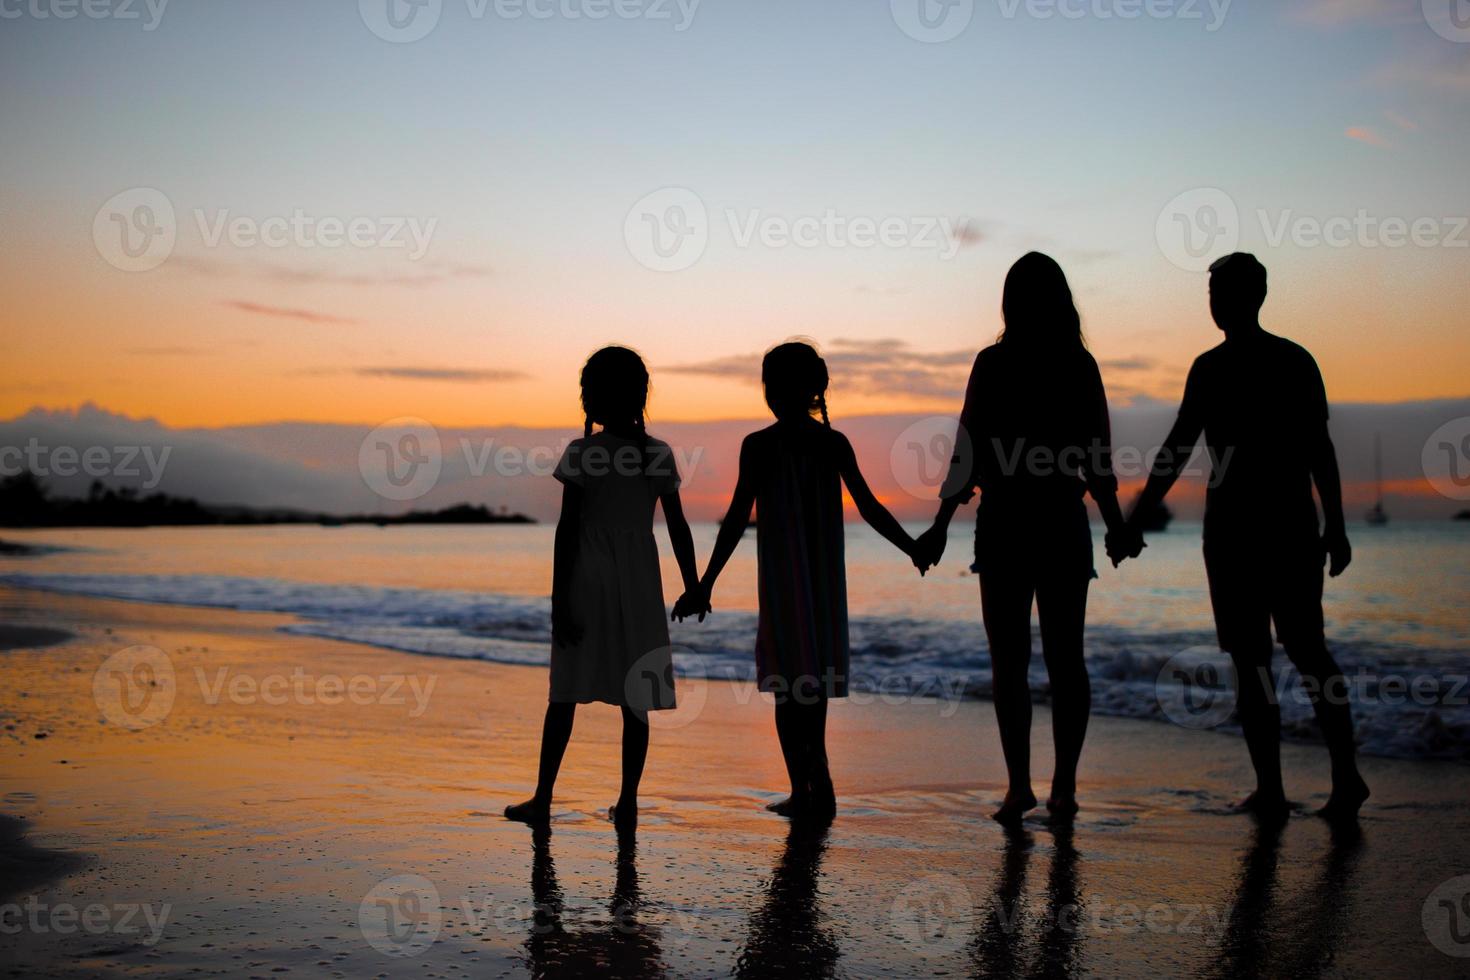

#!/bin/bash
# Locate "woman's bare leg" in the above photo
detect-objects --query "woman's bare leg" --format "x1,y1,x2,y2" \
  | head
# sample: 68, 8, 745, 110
981, 570, 1038, 824
506, 702, 576, 823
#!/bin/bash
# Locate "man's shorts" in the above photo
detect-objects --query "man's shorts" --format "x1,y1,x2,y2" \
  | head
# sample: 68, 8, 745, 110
1203, 534, 1325, 657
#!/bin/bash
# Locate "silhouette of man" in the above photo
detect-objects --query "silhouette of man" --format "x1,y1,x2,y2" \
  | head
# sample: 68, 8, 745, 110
1126, 253, 1369, 820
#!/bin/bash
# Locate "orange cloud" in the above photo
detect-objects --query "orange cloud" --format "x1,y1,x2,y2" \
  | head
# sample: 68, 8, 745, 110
223, 301, 356, 325
1345, 126, 1389, 147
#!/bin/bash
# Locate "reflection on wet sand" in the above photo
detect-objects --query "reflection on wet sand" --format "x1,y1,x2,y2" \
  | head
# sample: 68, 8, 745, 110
735, 817, 841, 978
971, 822, 1085, 977
1214, 818, 1364, 979
524, 824, 666, 978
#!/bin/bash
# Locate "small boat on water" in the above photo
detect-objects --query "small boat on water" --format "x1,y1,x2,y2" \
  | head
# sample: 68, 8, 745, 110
1366, 433, 1389, 526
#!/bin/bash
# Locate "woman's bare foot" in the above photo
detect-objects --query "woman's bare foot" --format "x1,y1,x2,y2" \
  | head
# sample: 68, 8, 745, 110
1318, 774, 1369, 822
505, 798, 551, 824
1235, 790, 1291, 821
992, 789, 1038, 826
608, 801, 638, 828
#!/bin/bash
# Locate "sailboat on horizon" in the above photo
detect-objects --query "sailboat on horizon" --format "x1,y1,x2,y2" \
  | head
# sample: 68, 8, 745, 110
1365, 432, 1388, 526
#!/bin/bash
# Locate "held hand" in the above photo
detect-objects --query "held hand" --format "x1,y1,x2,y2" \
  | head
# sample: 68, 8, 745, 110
671, 585, 712, 623
905, 537, 930, 577
1323, 531, 1352, 577
914, 525, 948, 572
1105, 524, 1146, 568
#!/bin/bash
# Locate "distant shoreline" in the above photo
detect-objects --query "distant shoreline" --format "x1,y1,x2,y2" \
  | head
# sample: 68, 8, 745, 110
0, 473, 536, 529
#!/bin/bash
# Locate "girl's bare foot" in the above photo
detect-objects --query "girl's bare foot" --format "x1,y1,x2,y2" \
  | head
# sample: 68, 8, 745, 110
992, 789, 1038, 826
1235, 790, 1290, 821
766, 795, 809, 817
608, 801, 638, 828
1318, 774, 1369, 821
1046, 793, 1079, 821
505, 798, 551, 824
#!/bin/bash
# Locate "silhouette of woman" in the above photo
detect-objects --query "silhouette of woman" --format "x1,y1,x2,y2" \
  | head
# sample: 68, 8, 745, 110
915, 253, 1140, 825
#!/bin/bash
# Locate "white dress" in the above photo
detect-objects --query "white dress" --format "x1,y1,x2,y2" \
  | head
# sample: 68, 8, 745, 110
550, 432, 679, 711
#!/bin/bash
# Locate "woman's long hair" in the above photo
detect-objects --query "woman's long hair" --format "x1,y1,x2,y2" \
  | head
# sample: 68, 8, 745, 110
580, 345, 653, 473
761, 341, 830, 426
998, 252, 1084, 350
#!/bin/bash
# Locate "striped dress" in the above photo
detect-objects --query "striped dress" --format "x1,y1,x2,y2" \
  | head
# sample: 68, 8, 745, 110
749, 420, 850, 699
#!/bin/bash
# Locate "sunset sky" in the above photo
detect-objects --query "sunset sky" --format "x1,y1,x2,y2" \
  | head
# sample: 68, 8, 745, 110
2, 0, 1467, 430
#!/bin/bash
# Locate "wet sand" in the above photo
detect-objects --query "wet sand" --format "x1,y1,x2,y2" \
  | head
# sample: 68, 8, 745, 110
1, 584, 1468, 977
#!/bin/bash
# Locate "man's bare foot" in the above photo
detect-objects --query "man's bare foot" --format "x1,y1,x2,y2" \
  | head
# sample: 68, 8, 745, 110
1318, 774, 1369, 822
1046, 793, 1079, 821
609, 801, 638, 828
766, 795, 810, 817
992, 789, 1038, 826
505, 798, 550, 824
1235, 790, 1291, 821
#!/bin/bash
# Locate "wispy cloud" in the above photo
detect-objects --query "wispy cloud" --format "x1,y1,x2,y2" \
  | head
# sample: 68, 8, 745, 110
1384, 110, 1419, 132
174, 256, 491, 288
355, 367, 528, 383
1098, 357, 1157, 372
665, 338, 977, 400
223, 301, 356, 325
1346, 125, 1391, 147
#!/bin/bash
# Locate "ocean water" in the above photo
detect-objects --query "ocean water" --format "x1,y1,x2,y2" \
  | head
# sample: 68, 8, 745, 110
2, 521, 1467, 761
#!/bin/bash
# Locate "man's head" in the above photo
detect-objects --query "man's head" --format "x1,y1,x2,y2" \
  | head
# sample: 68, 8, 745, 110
1208, 252, 1267, 333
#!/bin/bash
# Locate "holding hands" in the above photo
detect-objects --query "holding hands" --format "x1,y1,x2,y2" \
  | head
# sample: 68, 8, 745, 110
1104, 522, 1146, 568
672, 584, 712, 623
911, 523, 948, 576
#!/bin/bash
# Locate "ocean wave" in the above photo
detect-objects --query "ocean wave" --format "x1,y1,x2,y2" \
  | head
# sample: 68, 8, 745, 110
3, 571, 1466, 762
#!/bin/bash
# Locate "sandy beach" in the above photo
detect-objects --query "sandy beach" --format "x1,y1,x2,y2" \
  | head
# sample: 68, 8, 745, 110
1, 583, 1468, 977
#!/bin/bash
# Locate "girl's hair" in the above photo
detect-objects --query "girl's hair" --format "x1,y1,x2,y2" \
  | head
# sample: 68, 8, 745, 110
998, 252, 1085, 350
761, 341, 830, 426
580, 345, 654, 472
